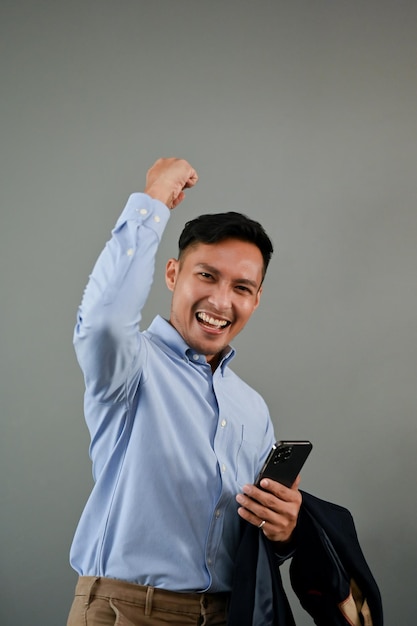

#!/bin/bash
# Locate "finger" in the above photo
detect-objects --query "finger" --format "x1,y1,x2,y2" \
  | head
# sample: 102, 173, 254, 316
241, 482, 292, 507
236, 503, 266, 529
236, 490, 300, 541
183, 169, 198, 188
258, 476, 301, 501
171, 190, 186, 209
240, 484, 301, 524
236, 492, 271, 521
293, 474, 301, 489
237, 502, 291, 541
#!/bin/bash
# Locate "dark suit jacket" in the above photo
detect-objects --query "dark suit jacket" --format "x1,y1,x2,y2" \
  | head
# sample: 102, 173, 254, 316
227, 491, 383, 626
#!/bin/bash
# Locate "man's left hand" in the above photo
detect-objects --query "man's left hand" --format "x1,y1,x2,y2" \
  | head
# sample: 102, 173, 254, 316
235, 475, 302, 543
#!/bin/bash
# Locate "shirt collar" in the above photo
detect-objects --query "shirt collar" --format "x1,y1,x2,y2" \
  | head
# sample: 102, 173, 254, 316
146, 315, 236, 374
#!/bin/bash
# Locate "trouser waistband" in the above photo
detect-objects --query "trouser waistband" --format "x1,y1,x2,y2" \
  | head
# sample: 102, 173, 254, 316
74, 576, 230, 616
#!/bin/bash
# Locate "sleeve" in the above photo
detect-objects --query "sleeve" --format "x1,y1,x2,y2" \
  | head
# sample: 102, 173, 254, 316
73, 193, 170, 402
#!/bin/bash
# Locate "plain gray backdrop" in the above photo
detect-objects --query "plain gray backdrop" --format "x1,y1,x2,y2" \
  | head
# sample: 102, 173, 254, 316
1, 1, 416, 624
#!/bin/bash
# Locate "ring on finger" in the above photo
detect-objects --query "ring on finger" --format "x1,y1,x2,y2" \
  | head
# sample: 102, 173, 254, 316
258, 520, 266, 529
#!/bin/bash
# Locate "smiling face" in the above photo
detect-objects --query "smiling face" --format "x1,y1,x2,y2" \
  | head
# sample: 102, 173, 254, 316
165, 238, 264, 370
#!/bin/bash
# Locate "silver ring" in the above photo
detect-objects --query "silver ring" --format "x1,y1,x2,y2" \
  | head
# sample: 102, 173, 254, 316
258, 520, 266, 529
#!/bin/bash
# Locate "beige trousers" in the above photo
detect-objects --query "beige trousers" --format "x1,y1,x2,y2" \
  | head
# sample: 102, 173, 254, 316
67, 576, 229, 626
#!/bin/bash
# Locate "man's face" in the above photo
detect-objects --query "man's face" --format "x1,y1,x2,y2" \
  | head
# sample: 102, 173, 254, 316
165, 238, 264, 367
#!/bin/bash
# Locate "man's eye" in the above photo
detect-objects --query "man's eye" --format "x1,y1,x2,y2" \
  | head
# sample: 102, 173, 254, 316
236, 285, 251, 293
200, 272, 213, 279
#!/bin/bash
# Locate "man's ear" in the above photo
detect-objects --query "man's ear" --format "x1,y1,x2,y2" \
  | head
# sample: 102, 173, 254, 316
254, 285, 263, 310
165, 258, 179, 292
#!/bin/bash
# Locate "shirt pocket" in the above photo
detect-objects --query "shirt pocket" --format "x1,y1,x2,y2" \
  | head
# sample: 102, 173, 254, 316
234, 425, 260, 487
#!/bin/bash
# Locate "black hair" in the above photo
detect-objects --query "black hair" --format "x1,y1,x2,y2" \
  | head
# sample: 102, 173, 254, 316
178, 211, 274, 279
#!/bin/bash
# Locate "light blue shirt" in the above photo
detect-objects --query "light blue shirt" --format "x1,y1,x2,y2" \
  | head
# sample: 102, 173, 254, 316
70, 193, 275, 592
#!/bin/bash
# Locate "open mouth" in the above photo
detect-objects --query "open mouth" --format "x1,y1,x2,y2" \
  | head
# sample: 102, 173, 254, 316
196, 312, 231, 330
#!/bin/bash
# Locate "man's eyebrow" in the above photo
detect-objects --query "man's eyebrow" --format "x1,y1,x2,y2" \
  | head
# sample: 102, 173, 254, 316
233, 277, 259, 289
195, 262, 219, 273
196, 263, 259, 289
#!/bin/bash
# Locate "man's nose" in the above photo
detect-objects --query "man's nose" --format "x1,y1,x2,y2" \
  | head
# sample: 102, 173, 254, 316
207, 284, 232, 311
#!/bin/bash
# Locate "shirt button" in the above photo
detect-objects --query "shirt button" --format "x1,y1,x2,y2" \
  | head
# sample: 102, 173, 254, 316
192, 354, 199, 361
138, 208, 148, 215
154, 215, 161, 223
220, 419, 227, 428
221, 464, 226, 473
215, 509, 221, 518
126, 248, 134, 256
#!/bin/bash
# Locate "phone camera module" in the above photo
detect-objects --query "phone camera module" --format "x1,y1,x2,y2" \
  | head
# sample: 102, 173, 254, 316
275, 445, 293, 464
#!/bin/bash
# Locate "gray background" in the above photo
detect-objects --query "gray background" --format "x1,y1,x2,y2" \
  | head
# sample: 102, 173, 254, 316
1, 1, 416, 624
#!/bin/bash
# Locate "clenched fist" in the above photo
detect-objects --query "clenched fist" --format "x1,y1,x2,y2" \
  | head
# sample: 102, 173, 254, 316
144, 157, 198, 209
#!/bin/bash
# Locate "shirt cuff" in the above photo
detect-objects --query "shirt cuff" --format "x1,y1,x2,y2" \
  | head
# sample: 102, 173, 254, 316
115, 193, 171, 239
272, 530, 298, 564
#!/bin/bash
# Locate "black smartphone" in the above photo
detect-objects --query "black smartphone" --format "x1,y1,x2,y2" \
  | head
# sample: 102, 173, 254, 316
255, 440, 313, 488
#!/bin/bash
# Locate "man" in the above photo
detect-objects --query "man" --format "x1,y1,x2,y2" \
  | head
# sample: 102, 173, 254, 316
67, 158, 302, 626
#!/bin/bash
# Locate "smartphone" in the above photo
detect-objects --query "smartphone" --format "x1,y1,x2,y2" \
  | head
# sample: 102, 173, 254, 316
255, 440, 312, 488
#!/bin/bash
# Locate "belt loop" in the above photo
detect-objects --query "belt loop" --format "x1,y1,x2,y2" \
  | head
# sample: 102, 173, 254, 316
85, 576, 100, 609
200, 593, 209, 614
145, 586, 154, 616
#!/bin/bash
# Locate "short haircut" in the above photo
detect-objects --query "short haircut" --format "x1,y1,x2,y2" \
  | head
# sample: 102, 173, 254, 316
178, 211, 274, 279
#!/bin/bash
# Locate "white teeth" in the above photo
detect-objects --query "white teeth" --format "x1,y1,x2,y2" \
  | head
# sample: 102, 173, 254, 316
197, 312, 228, 328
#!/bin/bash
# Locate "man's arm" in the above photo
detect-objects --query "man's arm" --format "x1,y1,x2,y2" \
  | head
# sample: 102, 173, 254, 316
73, 158, 198, 401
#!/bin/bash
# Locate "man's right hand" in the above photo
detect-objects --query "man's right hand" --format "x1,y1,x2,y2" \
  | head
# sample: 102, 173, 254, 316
144, 158, 198, 209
